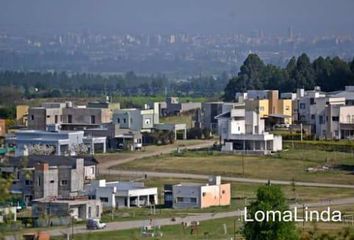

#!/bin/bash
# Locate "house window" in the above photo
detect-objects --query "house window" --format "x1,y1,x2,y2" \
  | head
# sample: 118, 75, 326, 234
190, 198, 197, 203
300, 103, 305, 109
319, 116, 324, 124
50, 180, 55, 184
202, 192, 206, 197
88, 207, 92, 218
61, 180, 68, 186
96, 206, 100, 217
25, 180, 33, 186
123, 118, 126, 123
310, 98, 315, 105
91, 115, 96, 124
37, 176, 41, 186
176, 197, 184, 203
91, 167, 95, 175
117, 118, 120, 124
311, 114, 315, 120
31, 115, 34, 120
55, 115, 58, 123
99, 197, 109, 202
332, 116, 339, 122
68, 115, 72, 123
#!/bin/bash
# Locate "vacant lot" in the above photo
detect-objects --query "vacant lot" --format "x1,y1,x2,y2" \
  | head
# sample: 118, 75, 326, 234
96, 139, 211, 168
115, 148, 354, 185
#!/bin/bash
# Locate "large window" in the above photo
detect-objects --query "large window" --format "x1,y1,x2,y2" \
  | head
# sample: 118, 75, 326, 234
332, 116, 339, 122
91, 115, 96, 124
25, 180, 33, 186
88, 207, 92, 218
100, 197, 109, 202
190, 198, 197, 203
68, 115, 72, 123
319, 116, 325, 124
61, 180, 68, 186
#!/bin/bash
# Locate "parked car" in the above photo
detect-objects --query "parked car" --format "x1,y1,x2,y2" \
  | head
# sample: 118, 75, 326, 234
86, 218, 106, 230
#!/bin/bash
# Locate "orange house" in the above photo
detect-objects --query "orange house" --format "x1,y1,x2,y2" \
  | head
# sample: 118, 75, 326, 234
200, 182, 231, 208
0, 119, 6, 137
167, 176, 231, 209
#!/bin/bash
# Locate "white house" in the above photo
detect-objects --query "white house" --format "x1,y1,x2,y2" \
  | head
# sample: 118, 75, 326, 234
112, 103, 159, 133
6, 129, 106, 156
216, 108, 282, 154
84, 179, 158, 209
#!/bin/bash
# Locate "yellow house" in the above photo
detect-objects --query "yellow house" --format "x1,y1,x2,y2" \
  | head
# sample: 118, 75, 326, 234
277, 99, 293, 124
16, 105, 29, 126
245, 99, 269, 118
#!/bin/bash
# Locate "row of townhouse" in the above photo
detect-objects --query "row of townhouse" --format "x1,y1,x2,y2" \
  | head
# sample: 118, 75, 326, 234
7, 99, 188, 157
291, 86, 354, 139
196, 90, 293, 135
227, 86, 354, 140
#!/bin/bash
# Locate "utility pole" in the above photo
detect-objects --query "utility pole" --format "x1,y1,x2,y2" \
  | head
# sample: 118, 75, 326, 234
242, 134, 245, 177
72, 216, 74, 240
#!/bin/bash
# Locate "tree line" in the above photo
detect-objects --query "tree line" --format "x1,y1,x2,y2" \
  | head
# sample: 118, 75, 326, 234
224, 53, 354, 101
0, 70, 227, 100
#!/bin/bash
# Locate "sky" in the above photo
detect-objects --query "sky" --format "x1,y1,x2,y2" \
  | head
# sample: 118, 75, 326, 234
0, 0, 354, 36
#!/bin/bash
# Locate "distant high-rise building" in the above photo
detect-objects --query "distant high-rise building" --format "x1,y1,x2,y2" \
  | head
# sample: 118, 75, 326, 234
169, 34, 176, 44
288, 26, 294, 40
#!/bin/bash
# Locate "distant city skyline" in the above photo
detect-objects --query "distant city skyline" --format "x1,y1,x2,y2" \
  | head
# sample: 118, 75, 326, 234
1, 0, 354, 36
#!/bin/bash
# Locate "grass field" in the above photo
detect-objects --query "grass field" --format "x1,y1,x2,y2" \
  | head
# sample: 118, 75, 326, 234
95, 139, 210, 162
114, 147, 354, 185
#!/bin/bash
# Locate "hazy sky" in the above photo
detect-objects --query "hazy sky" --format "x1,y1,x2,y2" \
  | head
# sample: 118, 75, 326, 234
1, 0, 354, 36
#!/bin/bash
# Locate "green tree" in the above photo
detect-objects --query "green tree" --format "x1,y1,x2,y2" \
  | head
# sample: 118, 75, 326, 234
0, 177, 12, 203
293, 53, 315, 89
243, 185, 299, 240
223, 54, 265, 101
